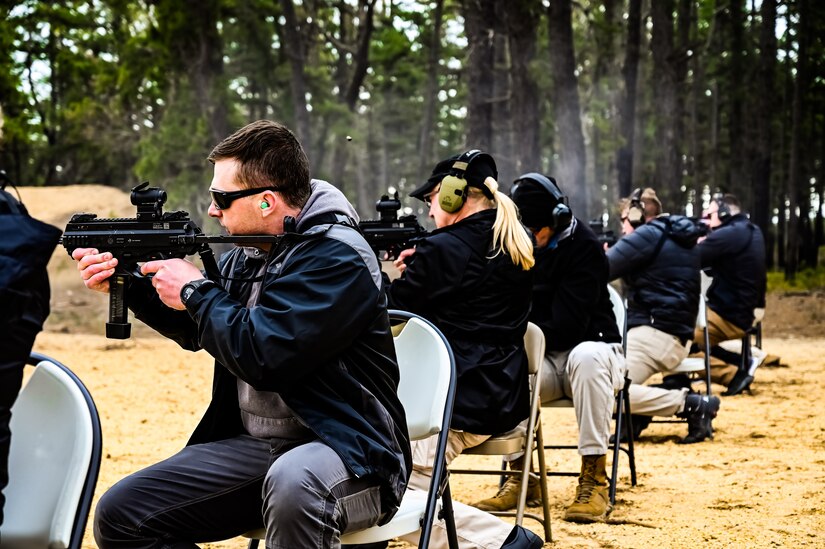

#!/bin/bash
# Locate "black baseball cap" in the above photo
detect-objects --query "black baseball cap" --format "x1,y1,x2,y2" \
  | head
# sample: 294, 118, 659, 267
409, 154, 461, 201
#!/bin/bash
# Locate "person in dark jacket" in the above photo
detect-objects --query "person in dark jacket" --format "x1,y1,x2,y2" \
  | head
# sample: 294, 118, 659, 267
474, 173, 626, 524
607, 188, 721, 444
384, 150, 542, 549
71, 120, 410, 549
0, 179, 61, 526
696, 193, 767, 395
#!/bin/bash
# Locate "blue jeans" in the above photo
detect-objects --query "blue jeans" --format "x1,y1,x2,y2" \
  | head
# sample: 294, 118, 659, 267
94, 435, 383, 548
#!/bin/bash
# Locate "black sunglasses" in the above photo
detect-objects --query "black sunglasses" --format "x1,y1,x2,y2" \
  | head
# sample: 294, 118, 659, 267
210, 186, 281, 210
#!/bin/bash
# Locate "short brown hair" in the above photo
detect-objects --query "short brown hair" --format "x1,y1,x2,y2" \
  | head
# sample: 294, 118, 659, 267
207, 120, 311, 209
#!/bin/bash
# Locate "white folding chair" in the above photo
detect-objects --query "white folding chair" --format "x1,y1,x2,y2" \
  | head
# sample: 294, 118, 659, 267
3, 353, 102, 549
671, 294, 713, 395
449, 322, 552, 541
247, 310, 459, 549
542, 285, 637, 505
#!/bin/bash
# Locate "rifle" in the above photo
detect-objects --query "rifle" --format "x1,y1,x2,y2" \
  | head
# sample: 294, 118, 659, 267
61, 182, 279, 339
359, 193, 427, 260
589, 219, 617, 248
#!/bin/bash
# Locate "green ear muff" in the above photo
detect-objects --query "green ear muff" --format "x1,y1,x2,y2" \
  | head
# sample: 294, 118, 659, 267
260, 201, 270, 209
438, 175, 468, 213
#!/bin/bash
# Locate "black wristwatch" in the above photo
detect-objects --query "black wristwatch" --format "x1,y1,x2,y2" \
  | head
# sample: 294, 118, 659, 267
180, 278, 218, 307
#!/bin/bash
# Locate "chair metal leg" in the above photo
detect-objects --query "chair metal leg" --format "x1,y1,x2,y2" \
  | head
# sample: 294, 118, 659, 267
703, 323, 713, 396
610, 388, 624, 505
741, 332, 752, 373
533, 418, 552, 542
609, 378, 638, 505
247, 539, 259, 549
437, 481, 459, 549
622, 381, 637, 487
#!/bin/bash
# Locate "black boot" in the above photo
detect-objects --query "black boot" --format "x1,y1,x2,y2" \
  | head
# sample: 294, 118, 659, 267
656, 373, 693, 392
500, 524, 543, 548
610, 414, 651, 443
678, 393, 720, 444
723, 369, 754, 396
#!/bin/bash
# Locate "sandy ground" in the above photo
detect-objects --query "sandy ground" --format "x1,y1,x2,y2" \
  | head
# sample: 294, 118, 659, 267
12, 185, 825, 547
28, 332, 825, 548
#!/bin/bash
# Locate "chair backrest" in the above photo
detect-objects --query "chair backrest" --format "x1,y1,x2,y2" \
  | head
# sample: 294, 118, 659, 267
523, 322, 546, 376
4, 356, 102, 549
695, 294, 707, 328
606, 284, 628, 349
392, 313, 455, 441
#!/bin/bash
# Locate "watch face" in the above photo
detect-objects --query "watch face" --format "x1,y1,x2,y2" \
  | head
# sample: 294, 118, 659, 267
182, 286, 195, 302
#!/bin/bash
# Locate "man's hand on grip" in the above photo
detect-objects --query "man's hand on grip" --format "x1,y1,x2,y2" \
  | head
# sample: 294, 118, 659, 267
73, 248, 117, 293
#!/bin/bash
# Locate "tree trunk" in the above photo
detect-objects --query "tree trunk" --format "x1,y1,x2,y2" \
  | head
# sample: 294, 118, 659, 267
727, 0, 747, 196
329, 0, 377, 194
462, 0, 496, 151
417, 0, 444, 176
750, 0, 776, 250
491, 1, 514, 183
617, 0, 642, 201
506, 1, 540, 182
651, 0, 682, 203
178, 0, 229, 144
547, 0, 588, 217
591, 0, 618, 214
785, 0, 810, 281
279, 0, 312, 152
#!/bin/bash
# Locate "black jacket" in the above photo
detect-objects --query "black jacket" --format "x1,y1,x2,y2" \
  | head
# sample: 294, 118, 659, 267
386, 209, 533, 435
530, 218, 621, 352
129, 182, 410, 522
606, 215, 702, 343
699, 213, 767, 330
1, 187, 61, 526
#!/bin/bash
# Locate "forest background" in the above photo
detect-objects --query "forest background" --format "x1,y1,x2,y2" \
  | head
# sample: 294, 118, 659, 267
1, 0, 824, 281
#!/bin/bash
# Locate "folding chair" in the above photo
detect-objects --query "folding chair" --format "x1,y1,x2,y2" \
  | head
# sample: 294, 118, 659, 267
448, 322, 553, 542
247, 310, 459, 549
542, 285, 637, 505
669, 294, 713, 395
3, 353, 103, 549
716, 317, 764, 396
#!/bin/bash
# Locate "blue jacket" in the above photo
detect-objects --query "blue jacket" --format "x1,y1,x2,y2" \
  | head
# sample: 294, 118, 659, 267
607, 215, 702, 342
129, 182, 410, 522
699, 213, 767, 330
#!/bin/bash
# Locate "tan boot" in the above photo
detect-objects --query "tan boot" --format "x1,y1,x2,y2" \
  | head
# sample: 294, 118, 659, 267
471, 457, 543, 511
563, 454, 612, 523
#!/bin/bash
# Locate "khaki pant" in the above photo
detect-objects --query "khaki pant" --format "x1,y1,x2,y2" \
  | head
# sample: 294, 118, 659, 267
400, 431, 514, 549
693, 307, 746, 386
625, 325, 690, 416
541, 341, 626, 455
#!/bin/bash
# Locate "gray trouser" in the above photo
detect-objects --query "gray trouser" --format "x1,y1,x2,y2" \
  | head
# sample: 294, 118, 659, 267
541, 341, 626, 455
625, 325, 691, 416
94, 435, 383, 549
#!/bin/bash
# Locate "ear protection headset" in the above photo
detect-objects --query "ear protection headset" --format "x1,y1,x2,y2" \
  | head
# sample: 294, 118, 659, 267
626, 188, 645, 228
438, 149, 496, 213
512, 172, 573, 233
712, 192, 731, 221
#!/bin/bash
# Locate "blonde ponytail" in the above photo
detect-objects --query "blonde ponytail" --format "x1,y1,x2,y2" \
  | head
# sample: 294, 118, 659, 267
471, 177, 535, 270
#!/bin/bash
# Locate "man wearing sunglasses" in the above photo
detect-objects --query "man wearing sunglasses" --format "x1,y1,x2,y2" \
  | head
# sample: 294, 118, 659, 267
70, 120, 410, 548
